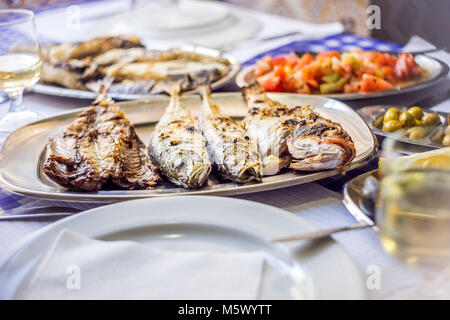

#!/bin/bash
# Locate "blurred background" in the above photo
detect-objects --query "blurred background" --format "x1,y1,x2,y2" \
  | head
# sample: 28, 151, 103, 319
1, 0, 449, 49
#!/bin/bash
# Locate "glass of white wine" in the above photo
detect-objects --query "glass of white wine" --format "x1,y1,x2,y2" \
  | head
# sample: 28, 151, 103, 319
377, 140, 450, 278
0, 9, 43, 138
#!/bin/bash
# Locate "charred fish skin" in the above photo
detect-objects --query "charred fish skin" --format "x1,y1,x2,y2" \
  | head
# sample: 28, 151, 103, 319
242, 83, 356, 173
43, 84, 161, 192
241, 84, 304, 176
198, 86, 262, 183
148, 86, 211, 189
286, 105, 356, 171
47, 35, 143, 63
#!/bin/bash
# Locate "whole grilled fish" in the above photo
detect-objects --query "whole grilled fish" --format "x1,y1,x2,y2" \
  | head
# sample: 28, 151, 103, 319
44, 83, 161, 191
241, 84, 305, 175
242, 84, 356, 174
198, 86, 262, 183
148, 86, 212, 188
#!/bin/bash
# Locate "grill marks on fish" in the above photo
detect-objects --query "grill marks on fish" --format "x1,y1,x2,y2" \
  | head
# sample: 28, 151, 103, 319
148, 86, 211, 188
43, 86, 161, 191
242, 83, 356, 174
242, 84, 306, 175
198, 86, 262, 183
287, 105, 355, 171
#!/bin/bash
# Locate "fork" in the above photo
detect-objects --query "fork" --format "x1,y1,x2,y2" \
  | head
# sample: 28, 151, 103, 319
0, 206, 82, 221
271, 223, 374, 242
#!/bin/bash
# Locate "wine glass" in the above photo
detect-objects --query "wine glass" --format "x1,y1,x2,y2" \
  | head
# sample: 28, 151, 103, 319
0, 9, 43, 141
376, 139, 450, 297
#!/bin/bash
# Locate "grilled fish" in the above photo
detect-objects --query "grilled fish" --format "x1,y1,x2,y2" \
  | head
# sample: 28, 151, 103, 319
43, 84, 161, 191
46, 35, 143, 63
36, 34, 230, 94
148, 86, 211, 188
242, 84, 355, 174
198, 86, 262, 183
287, 105, 356, 171
241, 84, 305, 175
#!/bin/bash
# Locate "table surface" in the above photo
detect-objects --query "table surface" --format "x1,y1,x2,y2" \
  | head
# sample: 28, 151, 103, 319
1, 1, 450, 300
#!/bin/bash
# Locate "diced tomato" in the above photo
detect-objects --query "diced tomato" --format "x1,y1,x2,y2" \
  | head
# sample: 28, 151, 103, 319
343, 83, 357, 93
358, 66, 375, 76
360, 74, 393, 92
316, 51, 340, 60
395, 53, 421, 80
301, 63, 322, 82
295, 53, 314, 69
269, 56, 287, 67
382, 66, 394, 78
273, 65, 286, 80
341, 64, 353, 75
254, 59, 272, 77
257, 72, 283, 92
284, 78, 298, 92
284, 54, 299, 67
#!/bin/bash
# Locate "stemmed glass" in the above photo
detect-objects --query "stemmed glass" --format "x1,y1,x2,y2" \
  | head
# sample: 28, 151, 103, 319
0, 9, 43, 141
376, 139, 450, 297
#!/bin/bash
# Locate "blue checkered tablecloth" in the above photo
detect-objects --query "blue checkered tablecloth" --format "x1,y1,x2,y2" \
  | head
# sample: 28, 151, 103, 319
243, 33, 403, 66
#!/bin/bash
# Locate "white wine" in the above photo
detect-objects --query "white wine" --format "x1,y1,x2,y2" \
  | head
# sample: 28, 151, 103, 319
0, 53, 42, 92
378, 171, 450, 272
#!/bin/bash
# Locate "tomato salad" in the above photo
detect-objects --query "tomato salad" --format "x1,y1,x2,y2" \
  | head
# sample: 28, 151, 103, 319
253, 50, 424, 94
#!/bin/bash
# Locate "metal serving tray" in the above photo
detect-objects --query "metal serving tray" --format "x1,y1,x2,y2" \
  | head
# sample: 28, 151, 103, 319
0, 92, 377, 202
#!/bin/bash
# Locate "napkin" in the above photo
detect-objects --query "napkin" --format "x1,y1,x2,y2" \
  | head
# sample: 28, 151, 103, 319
16, 229, 265, 300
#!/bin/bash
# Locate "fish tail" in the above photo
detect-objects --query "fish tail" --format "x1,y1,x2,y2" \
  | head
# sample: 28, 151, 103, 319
93, 78, 114, 106
165, 83, 183, 114
198, 85, 218, 116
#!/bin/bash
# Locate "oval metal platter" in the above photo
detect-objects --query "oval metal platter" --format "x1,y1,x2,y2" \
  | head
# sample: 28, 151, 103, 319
235, 54, 449, 101
0, 92, 377, 202
30, 44, 240, 100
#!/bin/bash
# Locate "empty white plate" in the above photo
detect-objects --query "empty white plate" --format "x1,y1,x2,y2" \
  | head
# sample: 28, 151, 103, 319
0, 196, 366, 299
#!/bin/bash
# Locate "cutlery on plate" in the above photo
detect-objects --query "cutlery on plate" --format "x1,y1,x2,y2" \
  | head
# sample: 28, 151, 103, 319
271, 223, 374, 242
0, 206, 82, 221
0, 212, 76, 221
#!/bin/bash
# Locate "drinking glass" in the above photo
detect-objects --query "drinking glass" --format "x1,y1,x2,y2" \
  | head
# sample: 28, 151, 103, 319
376, 140, 450, 276
0, 9, 43, 138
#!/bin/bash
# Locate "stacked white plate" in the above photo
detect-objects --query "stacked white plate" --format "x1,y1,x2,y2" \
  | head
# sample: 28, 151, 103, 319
35, 0, 261, 48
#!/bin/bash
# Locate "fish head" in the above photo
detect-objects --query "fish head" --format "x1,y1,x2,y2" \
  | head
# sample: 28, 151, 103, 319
287, 123, 356, 171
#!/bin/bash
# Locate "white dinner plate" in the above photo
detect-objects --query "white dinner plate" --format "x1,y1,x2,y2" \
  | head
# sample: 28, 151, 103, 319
0, 196, 366, 299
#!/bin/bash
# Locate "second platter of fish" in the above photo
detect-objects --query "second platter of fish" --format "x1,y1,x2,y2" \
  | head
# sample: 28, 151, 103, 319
0, 91, 377, 201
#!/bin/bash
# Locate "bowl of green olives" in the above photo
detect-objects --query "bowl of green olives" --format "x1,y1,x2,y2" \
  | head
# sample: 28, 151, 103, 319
358, 105, 448, 148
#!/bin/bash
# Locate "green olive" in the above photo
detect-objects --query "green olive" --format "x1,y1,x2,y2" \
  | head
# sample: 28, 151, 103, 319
399, 111, 415, 127
443, 134, 450, 146
383, 120, 403, 132
408, 126, 427, 139
383, 108, 401, 122
373, 115, 384, 128
415, 119, 422, 126
445, 125, 450, 136
421, 113, 441, 126
408, 106, 424, 120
